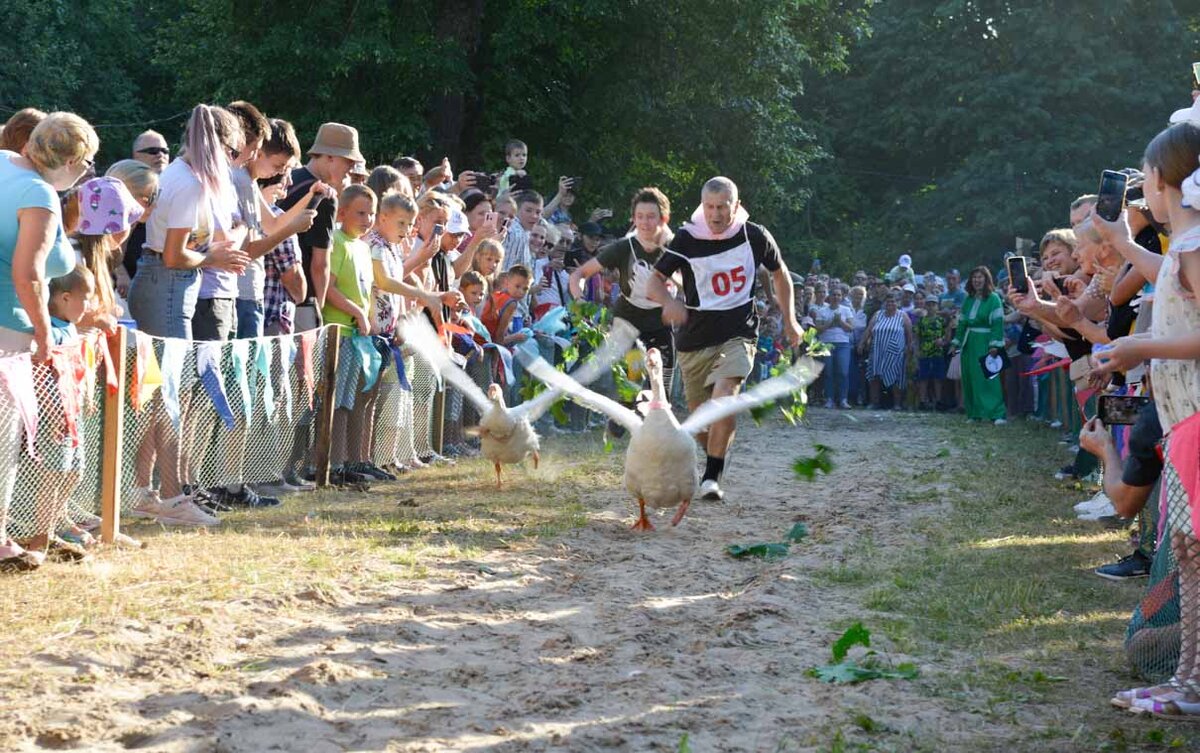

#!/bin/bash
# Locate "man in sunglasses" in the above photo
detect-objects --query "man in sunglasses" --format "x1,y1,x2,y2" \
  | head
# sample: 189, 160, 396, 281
132, 130, 169, 173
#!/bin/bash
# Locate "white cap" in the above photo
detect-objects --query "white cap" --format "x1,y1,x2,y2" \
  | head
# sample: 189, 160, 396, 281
902, 282, 916, 293
1170, 97, 1200, 124
898, 253, 912, 268
445, 208, 470, 235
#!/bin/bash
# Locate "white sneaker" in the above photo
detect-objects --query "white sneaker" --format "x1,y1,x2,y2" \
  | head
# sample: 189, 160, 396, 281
135, 495, 220, 526
1076, 492, 1116, 521
839, 400, 851, 409
1073, 491, 1112, 513
993, 418, 1008, 426
128, 487, 166, 519
824, 399, 834, 409
699, 479, 724, 501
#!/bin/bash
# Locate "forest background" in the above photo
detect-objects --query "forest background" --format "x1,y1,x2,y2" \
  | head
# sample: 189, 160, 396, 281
5, 0, 1199, 274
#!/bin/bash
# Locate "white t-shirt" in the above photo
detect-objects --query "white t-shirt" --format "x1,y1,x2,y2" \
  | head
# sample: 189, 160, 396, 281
145, 159, 210, 254
814, 303, 853, 344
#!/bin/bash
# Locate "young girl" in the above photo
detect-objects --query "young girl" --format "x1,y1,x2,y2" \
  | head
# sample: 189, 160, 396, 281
472, 238, 505, 292
73, 176, 144, 330
1094, 122, 1200, 719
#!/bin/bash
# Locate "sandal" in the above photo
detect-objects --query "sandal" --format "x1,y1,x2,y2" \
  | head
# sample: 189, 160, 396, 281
45, 535, 90, 563
1112, 686, 1172, 709
1129, 691, 1200, 721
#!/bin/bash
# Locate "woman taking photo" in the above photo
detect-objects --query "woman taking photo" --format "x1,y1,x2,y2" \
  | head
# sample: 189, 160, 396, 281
0, 112, 98, 570
951, 265, 1007, 425
861, 290, 912, 410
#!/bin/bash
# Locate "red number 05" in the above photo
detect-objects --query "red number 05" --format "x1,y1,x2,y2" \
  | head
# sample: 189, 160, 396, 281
711, 265, 748, 296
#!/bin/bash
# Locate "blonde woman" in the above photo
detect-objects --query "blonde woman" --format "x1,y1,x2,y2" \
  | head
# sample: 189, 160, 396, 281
0, 112, 98, 570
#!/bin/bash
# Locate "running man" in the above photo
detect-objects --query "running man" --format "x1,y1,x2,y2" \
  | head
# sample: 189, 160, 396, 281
646, 176, 802, 501
569, 187, 676, 392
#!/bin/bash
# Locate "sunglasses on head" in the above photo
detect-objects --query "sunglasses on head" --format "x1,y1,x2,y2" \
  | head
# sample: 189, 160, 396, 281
137, 147, 170, 156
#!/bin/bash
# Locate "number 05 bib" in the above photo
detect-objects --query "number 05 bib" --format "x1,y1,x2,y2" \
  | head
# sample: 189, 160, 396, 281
688, 226, 755, 311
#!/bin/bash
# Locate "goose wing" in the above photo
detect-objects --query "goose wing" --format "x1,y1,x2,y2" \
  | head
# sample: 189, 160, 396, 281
400, 317, 493, 414
679, 357, 822, 436
520, 356, 643, 433
511, 318, 640, 422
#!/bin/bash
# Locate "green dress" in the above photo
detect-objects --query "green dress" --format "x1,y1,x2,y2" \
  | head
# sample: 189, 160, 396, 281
953, 292, 1006, 421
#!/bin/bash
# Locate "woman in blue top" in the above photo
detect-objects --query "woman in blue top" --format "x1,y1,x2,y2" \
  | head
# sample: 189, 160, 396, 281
0, 112, 98, 571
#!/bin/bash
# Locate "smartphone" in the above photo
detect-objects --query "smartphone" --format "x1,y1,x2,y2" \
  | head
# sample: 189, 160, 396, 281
1006, 256, 1029, 295
571, 176, 583, 187
1095, 170, 1128, 222
1192, 62, 1200, 89
1097, 394, 1151, 425
432, 223, 445, 236
499, 217, 511, 232
306, 192, 324, 210
484, 211, 497, 230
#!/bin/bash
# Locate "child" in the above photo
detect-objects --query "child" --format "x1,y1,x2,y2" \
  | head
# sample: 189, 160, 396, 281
914, 294, 947, 410
497, 139, 528, 195
472, 238, 505, 290
457, 270, 489, 319
481, 265, 531, 346
322, 184, 378, 486
27, 265, 96, 561
533, 243, 569, 320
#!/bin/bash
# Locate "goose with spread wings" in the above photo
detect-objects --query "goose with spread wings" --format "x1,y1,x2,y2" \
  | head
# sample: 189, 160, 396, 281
522, 348, 820, 529
402, 317, 638, 487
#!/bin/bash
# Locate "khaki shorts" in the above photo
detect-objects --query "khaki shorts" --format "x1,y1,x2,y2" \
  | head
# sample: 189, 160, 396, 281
677, 338, 756, 405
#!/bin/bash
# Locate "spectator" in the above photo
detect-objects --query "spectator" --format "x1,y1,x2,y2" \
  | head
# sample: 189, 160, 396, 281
104, 159, 159, 292
350, 160, 369, 185
367, 164, 410, 200
73, 177, 144, 332
132, 130, 170, 173
0, 112, 97, 570
951, 266, 1006, 425
569, 221, 604, 269
847, 284, 868, 405
813, 286, 854, 408
861, 290, 913, 410
502, 190, 541, 281
497, 139, 528, 195
276, 122, 364, 330
0, 108, 47, 154
392, 156, 423, 195
887, 253, 916, 285
911, 293, 948, 410
939, 268, 965, 310
259, 169, 304, 336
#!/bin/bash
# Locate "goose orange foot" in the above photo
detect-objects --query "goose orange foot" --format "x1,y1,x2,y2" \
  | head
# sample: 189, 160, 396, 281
494, 462, 503, 488
670, 498, 691, 527
532, 451, 540, 470
631, 498, 655, 531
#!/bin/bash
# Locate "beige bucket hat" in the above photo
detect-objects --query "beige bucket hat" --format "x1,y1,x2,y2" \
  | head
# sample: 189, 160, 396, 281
308, 123, 364, 163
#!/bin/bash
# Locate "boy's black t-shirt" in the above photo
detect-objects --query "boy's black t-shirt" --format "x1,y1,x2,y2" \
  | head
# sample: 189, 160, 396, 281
275, 166, 337, 302
1122, 401, 1163, 487
654, 221, 782, 351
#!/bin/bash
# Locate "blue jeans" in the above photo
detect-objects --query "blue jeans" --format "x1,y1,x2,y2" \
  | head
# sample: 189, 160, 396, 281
235, 298, 264, 339
825, 342, 851, 404
127, 254, 200, 339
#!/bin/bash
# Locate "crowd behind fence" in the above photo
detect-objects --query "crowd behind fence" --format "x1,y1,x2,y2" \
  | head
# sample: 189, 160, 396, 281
0, 324, 445, 546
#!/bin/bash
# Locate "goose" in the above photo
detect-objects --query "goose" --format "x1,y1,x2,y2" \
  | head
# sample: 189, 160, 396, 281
402, 316, 638, 487
522, 348, 820, 530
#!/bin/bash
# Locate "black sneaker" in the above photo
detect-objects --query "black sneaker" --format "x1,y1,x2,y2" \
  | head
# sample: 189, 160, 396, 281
229, 485, 281, 508
350, 462, 396, 481
1094, 551, 1151, 581
196, 487, 233, 513
1054, 464, 1078, 481
331, 467, 372, 488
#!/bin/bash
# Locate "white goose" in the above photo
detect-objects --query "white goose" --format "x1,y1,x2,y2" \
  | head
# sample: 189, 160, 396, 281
522, 348, 820, 530
402, 316, 638, 487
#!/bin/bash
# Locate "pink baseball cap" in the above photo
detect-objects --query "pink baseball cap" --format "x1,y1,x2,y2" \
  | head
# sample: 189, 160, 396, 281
77, 177, 144, 236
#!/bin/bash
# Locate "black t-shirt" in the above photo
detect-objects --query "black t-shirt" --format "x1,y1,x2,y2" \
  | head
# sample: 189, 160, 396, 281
1106, 226, 1161, 342
275, 166, 337, 303
1122, 401, 1163, 487
122, 222, 147, 278
654, 222, 782, 351
595, 236, 667, 335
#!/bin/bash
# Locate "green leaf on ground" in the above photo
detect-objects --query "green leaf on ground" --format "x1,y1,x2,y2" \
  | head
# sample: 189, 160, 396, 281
831, 622, 871, 661
602, 433, 614, 454
793, 444, 834, 480
677, 733, 692, 753
725, 542, 790, 560
786, 522, 809, 542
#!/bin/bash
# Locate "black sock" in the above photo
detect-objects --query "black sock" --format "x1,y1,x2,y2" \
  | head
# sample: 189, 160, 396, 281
703, 455, 725, 483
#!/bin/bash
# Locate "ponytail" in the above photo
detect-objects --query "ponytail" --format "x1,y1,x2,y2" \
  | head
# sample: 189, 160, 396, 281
181, 104, 232, 202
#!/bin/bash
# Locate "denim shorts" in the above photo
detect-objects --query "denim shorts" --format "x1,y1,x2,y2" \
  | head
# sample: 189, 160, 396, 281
235, 298, 264, 339
917, 356, 947, 381
127, 253, 200, 339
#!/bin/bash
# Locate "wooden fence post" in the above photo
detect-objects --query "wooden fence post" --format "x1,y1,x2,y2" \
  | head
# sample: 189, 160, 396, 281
431, 386, 445, 455
312, 330, 340, 487
99, 327, 128, 545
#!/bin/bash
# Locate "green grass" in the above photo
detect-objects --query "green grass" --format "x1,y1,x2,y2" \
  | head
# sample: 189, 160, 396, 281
809, 414, 1200, 752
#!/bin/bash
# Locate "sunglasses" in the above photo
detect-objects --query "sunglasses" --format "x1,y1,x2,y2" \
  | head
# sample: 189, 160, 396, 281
137, 147, 170, 156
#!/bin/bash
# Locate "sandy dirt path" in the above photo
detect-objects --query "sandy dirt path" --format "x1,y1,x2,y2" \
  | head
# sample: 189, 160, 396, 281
1, 412, 1029, 752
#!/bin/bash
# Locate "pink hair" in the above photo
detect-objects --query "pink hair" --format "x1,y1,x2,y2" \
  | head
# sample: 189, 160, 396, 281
181, 104, 230, 201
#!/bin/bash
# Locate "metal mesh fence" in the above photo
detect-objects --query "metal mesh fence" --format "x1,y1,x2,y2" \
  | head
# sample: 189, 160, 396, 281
0, 324, 446, 543
1, 340, 108, 540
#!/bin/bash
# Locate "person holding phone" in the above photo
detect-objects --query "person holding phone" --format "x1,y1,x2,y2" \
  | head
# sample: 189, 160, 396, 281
813, 286, 854, 408
950, 266, 1007, 425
